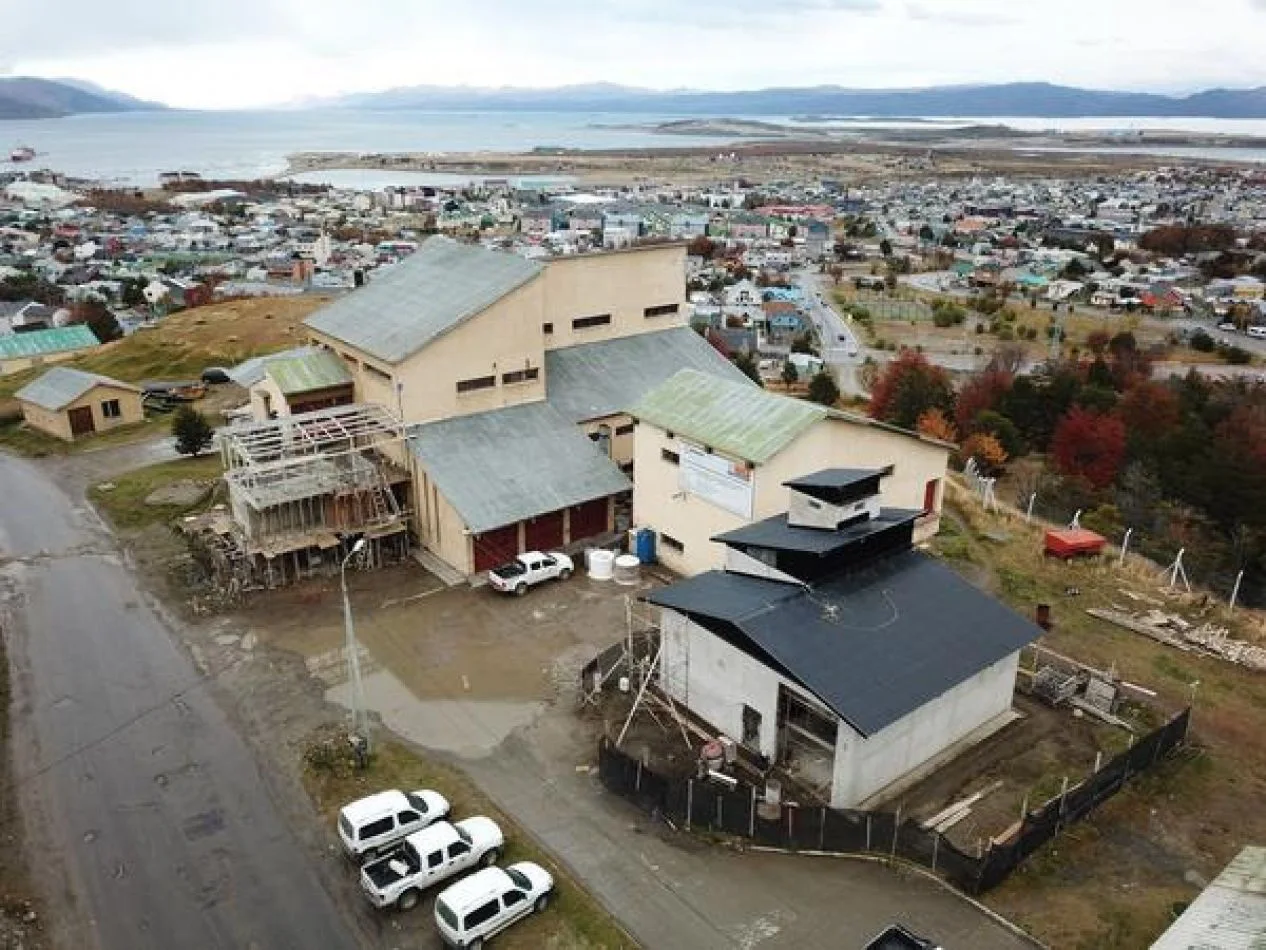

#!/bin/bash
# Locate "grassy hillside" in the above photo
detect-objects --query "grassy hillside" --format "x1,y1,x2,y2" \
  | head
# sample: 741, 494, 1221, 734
0, 295, 332, 408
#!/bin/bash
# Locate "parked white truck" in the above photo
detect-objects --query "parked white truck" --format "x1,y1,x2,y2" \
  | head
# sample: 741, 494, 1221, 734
360, 817, 505, 911
487, 552, 573, 596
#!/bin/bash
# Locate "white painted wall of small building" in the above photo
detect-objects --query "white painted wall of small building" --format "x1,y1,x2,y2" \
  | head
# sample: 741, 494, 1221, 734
660, 609, 1021, 810
830, 652, 1019, 808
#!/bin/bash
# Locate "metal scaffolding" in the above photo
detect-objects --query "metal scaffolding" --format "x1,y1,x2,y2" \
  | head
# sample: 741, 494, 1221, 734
189, 403, 414, 595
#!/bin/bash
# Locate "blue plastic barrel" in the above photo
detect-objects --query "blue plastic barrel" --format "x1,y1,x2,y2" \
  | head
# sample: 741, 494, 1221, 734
635, 528, 657, 564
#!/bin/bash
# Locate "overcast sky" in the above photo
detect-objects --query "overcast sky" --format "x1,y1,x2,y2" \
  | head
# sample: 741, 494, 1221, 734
4, 0, 1266, 109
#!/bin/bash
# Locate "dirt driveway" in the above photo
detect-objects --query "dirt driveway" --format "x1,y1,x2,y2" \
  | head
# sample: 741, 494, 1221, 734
233, 567, 1038, 950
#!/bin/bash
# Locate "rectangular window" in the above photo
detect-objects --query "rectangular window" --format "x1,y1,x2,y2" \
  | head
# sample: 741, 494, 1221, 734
543, 322, 554, 334
615, 423, 635, 436
456, 375, 496, 394
660, 533, 684, 553
501, 367, 540, 385
644, 303, 680, 318
661, 448, 680, 466
465, 900, 500, 929
572, 313, 612, 330
101, 399, 122, 419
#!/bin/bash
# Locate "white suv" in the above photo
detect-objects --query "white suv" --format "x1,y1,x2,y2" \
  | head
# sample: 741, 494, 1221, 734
433, 861, 554, 948
360, 817, 504, 911
337, 788, 450, 861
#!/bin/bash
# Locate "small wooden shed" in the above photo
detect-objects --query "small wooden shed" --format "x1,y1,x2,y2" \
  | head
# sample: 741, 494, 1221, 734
15, 366, 144, 441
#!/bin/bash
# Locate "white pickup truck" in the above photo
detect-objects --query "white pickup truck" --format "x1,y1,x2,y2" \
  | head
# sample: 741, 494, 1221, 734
360, 817, 505, 911
487, 552, 573, 596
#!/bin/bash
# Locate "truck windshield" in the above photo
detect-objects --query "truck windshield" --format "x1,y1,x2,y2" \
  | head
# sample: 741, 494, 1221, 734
506, 867, 530, 890
457, 827, 472, 845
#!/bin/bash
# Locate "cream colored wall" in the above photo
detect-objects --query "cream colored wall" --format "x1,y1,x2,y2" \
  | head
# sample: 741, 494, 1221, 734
1, 346, 95, 377
632, 416, 949, 577
582, 413, 635, 467
414, 465, 475, 574
249, 376, 288, 420
313, 278, 548, 425
20, 384, 144, 441
19, 400, 72, 440
542, 246, 686, 350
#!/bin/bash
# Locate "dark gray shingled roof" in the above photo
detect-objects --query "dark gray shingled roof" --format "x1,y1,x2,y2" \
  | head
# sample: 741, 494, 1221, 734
713, 509, 922, 556
409, 401, 631, 534
544, 326, 754, 424
645, 549, 1040, 737
304, 236, 543, 365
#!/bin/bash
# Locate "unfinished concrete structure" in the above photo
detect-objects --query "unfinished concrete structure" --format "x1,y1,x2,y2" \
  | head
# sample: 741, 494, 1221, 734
187, 403, 410, 591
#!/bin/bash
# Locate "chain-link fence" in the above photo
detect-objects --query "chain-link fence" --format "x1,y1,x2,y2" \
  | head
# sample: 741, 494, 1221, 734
597, 707, 1189, 895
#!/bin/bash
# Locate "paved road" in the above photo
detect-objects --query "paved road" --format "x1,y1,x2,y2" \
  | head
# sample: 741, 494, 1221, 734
461, 711, 1039, 950
0, 452, 359, 950
791, 269, 866, 396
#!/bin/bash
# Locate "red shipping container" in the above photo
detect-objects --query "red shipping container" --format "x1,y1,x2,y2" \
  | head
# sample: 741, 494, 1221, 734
1044, 528, 1106, 559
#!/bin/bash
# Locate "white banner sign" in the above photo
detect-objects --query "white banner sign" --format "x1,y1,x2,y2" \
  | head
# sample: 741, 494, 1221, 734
679, 442, 754, 518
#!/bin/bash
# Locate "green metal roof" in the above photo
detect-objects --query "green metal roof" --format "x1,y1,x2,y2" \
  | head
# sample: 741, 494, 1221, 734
266, 349, 353, 395
0, 325, 99, 360
629, 368, 827, 464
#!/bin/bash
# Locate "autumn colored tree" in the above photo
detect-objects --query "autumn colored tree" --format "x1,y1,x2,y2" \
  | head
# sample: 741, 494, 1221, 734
868, 351, 955, 430
954, 368, 1013, 434
916, 408, 958, 444
961, 432, 1008, 475
1117, 381, 1180, 458
1051, 408, 1127, 490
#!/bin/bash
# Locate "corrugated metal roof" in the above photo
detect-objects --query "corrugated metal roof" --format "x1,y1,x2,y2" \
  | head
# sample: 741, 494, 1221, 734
630, 368, 826, 464
646, 549, 1041, 737
409, 401, 631, 535
1150, 846, 1266, 950
15, 366, 138, 411
545, 326, 754, 424
0, 325, 98, 360
304, 236, 543, 365
226, 346, 319, 388
266, 349, 353, 395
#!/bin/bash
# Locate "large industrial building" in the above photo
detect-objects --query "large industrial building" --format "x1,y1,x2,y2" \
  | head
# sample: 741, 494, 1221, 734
220, 237, 748, 582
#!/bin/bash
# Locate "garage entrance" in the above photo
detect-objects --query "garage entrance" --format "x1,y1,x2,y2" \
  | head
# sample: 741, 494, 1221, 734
567, 498, 608, 542
68, 406, 95, 437
524, 511, 564, 551
472, 524, 519, 573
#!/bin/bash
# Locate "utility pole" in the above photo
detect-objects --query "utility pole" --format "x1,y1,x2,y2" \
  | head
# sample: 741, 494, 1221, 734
341, 536, 370, 762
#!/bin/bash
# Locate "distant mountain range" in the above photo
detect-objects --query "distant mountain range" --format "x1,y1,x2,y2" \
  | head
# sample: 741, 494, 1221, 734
0, 77, 163, 120
311, 81, 1266, 119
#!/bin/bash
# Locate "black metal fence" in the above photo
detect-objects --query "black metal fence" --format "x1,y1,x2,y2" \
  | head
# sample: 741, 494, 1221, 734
597, 706, 1190, 894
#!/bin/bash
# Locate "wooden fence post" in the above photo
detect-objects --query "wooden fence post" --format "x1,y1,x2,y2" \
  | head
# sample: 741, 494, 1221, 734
686, 779, 693, 832
866, 814, 872, 851
819, 807, 826, 851
749, 785, 756, 837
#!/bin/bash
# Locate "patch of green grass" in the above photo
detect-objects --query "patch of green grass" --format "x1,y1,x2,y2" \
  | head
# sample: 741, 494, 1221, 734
88, 454, 224, 530
0, 415, 165, 458
302, 731, 633, 950
997, 565, 1042, 603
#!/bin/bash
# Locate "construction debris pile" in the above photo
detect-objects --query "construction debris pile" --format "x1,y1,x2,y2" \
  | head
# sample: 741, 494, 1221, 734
1088, 606, 1266, 673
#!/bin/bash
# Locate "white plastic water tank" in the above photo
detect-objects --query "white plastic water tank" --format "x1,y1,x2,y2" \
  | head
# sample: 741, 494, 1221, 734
613, 553, 641, 586
583, 547, 599, 571
588, 549, 615, 581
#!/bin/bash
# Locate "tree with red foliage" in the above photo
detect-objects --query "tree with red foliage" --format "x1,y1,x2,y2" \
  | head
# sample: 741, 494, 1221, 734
704, 327, 731, 359
1051, 407, 1127, 490
1117, 381, 1180, 455
868, 351, 955, 430
954, 368, 1013, 434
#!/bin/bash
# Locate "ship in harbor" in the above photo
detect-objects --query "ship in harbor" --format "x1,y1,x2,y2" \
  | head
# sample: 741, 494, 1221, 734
9, 146, 36, 163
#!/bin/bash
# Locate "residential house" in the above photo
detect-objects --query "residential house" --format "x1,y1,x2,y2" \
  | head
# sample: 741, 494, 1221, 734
629, 369, 950, 577
646, 470, 1040, 808
248, 348, 355, 419
15, 366, 143, 440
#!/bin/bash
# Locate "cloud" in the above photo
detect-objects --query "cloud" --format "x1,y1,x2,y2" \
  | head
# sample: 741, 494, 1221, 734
905, 1, 1019, 26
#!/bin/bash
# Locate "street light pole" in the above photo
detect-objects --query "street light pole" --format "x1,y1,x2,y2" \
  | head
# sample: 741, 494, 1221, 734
340, 537, 370, 757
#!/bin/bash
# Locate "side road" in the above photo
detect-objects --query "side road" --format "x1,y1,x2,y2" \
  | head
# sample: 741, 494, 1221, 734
0, 451, 361, 950
462, 708, 1040, 950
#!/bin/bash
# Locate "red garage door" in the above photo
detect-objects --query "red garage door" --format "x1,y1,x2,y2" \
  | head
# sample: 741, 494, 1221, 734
568, 498, 609, 542
473, 524, 520, 573
524, 511, 565, 552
